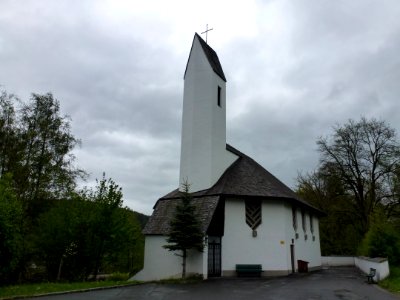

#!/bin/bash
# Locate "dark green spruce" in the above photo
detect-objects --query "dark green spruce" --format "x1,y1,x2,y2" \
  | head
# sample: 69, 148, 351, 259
164, 182, 204, 278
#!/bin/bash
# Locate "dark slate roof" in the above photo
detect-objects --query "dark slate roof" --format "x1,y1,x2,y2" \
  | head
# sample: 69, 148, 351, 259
142, 196, 219, 235
144, 144, 324, 235
184, 33, 227, 82
160, 144, 324, 215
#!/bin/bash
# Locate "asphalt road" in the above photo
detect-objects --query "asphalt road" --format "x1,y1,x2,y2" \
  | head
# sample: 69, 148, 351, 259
28, 267, 399, 300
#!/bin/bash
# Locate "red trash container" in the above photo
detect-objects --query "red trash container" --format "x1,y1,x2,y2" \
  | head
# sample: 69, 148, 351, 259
297, 260, 309, 273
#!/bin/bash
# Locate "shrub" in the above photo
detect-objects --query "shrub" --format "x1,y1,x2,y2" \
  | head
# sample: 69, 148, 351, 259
359, 221, 400, 265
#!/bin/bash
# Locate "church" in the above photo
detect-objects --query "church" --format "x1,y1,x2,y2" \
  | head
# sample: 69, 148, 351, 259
133, 33, 323, 280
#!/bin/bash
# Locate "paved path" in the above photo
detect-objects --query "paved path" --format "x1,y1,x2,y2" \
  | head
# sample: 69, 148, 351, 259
29, 267, 399, 300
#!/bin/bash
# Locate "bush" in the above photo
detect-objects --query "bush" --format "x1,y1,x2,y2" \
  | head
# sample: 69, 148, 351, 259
0, 174, 24, 285
107, 272, 130, 281
359, 220, 400, 265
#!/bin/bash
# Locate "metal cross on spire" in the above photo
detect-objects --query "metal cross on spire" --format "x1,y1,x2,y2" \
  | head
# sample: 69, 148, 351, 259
201, 24, 213, 44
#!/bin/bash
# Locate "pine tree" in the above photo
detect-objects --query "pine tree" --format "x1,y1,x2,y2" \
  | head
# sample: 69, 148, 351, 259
164, 182, 204, 278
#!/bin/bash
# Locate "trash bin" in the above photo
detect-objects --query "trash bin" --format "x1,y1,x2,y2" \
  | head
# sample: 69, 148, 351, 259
297, 260, 309, 273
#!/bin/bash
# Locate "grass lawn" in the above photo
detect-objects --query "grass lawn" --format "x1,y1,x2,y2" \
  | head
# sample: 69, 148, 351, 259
0, 275, 140, 300
379, 266, 400, 295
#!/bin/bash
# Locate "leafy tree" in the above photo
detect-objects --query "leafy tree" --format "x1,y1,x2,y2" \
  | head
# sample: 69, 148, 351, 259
0, 92, 21, 177
297, 170, 361, 255
316, 117, 400, 236
0, 89, 146, 283
297, 117, 400, 255
35, 195, 90, 281
358, 210, 400, 264
83, 174, 124, 278
18, 93, 83, 217
101, 207, 145, 275
0, 174, 23, 284
36, 175, 145, 281
164, 182, 204, 278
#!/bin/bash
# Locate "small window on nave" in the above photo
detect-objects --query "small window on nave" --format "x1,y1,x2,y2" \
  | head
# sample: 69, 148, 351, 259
301, 209, 307, 232
292, 206, 297, 231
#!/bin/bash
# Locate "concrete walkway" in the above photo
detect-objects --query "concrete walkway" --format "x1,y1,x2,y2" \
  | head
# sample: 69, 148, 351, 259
27, 267, 399, 300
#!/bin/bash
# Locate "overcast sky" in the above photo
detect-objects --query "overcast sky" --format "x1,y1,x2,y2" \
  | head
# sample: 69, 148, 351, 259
1, 0, 400, 215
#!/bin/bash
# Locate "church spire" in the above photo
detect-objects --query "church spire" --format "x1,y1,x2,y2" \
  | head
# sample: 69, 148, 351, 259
184, 33, 226, 82
179, 34, 236, 192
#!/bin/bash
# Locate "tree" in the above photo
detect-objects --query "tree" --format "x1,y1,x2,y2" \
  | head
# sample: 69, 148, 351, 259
0, 91, 21, 177
0, 174, 23, 284
35, 175, 145, 281
36, 197, 84, 281
164, 182, 204, 278
316, 117, 400, 236
0, 91, 85, 282
101, 207, 145, 275
358, 209, 400, 264
18, 93, 83, 217
85, 174, 124, 278
297, 170, 361, 255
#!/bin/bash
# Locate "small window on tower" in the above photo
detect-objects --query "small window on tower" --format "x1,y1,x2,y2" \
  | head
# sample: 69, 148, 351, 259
217, 86, 221, 107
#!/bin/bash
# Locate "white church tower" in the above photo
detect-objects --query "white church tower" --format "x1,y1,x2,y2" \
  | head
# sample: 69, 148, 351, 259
179, 33, 237, 192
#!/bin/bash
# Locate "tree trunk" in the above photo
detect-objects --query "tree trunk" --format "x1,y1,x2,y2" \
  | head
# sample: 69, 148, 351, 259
57, 256, 64, 281
182, 249, 187, 279
93, 240, 104, 279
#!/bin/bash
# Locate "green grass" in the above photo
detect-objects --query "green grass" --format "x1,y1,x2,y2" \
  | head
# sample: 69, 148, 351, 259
379, 266, 400, 294
0, 275, 140, 300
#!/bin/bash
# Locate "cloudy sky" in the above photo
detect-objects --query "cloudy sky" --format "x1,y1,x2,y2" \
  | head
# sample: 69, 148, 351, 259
1, 0, 400, 215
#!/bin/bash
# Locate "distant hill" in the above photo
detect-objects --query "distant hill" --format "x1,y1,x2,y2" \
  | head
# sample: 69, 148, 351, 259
133, 211, 149, 229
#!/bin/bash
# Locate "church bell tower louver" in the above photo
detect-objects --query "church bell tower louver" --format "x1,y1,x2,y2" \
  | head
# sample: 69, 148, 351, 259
179, 33, 237, 192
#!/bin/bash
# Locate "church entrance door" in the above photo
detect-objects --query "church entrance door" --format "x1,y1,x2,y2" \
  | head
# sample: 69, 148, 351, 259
208, 237, 221, 277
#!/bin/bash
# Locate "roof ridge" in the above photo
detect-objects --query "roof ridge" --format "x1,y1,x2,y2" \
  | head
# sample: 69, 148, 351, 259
183, 33, 226, 82
226, 143, 245, 157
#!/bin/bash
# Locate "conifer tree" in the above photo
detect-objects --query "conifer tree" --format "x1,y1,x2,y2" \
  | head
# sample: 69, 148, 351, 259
164, 182, 204, 278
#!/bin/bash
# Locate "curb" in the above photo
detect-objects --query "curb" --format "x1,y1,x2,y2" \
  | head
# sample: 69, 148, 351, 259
2, 282, 143, 300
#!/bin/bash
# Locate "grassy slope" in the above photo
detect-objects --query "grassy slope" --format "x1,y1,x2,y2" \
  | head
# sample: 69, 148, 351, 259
379, 266, 400, 295
0, 279, 139, 299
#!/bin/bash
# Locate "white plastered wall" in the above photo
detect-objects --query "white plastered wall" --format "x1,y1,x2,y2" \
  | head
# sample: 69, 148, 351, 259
132, 235, 204, 281
287, 206, 322, 271
221, 198, 290, 275
179, 36, 237, 192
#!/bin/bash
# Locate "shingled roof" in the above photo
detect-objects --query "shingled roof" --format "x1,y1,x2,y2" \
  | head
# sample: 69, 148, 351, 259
143, 144, 324, 235
184, 33, 227, 82
142, 196, 219, 235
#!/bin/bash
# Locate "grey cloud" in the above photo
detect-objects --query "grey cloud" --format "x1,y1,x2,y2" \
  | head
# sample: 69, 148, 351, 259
2, 0, 400, 214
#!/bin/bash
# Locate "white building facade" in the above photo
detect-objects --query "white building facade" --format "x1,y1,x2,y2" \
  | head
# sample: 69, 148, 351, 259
133, 33, 323, 281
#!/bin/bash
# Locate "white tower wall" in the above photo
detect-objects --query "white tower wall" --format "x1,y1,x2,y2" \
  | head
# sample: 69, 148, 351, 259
179, 35, 236, 192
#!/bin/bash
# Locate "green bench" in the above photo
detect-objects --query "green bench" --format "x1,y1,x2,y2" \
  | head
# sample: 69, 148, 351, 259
236, 264, 263, 277
366, 268, 376, 283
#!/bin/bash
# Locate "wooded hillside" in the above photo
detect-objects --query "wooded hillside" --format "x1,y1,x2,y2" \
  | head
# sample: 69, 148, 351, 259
0, 91, 148, 285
